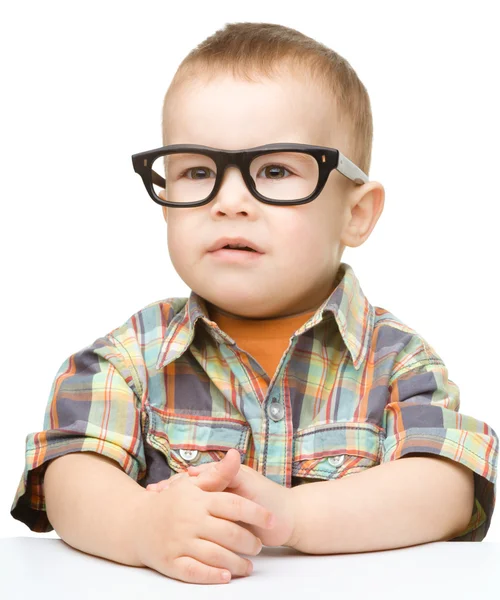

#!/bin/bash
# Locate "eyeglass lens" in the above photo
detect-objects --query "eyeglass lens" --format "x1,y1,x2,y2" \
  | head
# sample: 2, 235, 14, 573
151, 152, 320, 203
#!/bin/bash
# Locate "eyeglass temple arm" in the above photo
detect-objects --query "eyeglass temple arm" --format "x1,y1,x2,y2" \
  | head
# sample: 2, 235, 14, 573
152, 170, 166, 189
336, 152, 369, 184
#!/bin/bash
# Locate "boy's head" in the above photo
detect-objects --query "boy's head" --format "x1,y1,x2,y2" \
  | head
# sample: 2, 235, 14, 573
159, 22, 384, 319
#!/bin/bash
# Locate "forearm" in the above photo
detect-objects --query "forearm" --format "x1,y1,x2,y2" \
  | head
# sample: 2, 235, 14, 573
44, 452, 147, 566
287, 456, 475, 554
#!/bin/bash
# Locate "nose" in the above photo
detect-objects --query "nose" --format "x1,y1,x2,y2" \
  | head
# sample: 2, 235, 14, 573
211, 165, 254, 213
220, 163, 247, 189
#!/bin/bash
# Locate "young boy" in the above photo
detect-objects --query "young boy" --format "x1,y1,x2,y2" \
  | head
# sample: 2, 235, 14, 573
11, 22, 498, 585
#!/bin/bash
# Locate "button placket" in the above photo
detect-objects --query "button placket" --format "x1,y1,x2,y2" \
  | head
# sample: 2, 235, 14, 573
267, 398, 284, 421
264, 396, 288, 486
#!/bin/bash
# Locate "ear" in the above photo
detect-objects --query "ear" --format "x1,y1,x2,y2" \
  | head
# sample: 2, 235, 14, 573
340, 181, 385, 248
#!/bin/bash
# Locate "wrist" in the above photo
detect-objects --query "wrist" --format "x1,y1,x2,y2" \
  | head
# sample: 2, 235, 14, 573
283, 485, 302, 549
129, 485, 151, 566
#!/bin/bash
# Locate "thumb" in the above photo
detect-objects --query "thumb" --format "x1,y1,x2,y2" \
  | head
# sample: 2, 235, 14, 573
190, 448, 241, 492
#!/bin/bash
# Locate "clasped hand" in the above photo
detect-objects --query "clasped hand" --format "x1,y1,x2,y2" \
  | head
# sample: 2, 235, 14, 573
146, 449, 297, 548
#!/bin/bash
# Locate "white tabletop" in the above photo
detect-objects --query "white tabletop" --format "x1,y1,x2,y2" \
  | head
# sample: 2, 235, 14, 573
0, 537, 498, 599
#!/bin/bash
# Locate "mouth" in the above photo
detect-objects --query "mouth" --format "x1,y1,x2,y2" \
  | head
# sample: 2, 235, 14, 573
217, 245, 258, 253
208, 247, 264, 263
208, 237, 265, 254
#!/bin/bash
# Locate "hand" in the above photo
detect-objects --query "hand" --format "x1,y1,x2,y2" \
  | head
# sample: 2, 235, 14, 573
147, 449, 297, 548
134, 449, 276, 585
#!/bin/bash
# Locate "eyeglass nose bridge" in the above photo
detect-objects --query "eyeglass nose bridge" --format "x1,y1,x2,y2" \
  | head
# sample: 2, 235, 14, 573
210, 152, 259, 201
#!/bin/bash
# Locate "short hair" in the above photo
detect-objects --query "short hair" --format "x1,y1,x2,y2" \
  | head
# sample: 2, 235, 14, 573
162, 21, 373, 178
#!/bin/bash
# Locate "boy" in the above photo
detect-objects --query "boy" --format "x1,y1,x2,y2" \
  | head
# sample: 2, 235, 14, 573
10, 21, 498, 585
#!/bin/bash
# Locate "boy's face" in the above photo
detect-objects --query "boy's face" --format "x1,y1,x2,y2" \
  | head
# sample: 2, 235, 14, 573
161, 71, 383, 319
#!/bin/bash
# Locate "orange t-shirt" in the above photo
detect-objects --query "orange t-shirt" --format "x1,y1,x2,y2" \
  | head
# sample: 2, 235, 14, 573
207, 304, 317, 380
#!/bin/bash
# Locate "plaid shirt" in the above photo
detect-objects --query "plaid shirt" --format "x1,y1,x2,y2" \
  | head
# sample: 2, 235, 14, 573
11, 262, 498, 540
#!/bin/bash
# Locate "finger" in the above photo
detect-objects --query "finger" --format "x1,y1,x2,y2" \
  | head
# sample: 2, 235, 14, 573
164, 472, 190, 487
184, 538, 254, 579
202, 514, 263, 557
170, 555, 233, 584
207, 491, 275, 530
187, 464, 207, 475
147, 472, 188, 492
189, 450, 242, 492
148, 467, 221, 493
187, 448, 241, 476
149, 449, 242, 493
190, 469, 230, 492
186, 459, 223, 473
147, 481, 170, 491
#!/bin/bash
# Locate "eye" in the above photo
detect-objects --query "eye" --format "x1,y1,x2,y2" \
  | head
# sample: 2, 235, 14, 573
180, 167, 216, 180
257, 164, 294, 180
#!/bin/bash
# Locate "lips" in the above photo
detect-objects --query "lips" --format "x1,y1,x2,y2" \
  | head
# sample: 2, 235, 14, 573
208, 237, 264, 253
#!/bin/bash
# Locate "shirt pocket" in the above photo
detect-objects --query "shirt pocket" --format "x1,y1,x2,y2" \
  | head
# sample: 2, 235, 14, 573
145, 405, 252, 474
292, 421, 383, 483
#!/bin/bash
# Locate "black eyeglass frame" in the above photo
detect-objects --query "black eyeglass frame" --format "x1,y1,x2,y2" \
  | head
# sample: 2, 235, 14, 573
131, 143, 369, 208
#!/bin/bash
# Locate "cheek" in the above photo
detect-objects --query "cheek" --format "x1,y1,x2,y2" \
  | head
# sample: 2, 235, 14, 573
279, 215, 331, 257
166, 220, 196, 267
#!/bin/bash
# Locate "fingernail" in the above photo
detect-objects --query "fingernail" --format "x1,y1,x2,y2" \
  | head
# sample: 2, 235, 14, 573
267, 514, 275, 528
247, 562, 253, 575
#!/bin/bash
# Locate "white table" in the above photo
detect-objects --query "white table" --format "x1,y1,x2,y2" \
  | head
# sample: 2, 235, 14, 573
0, 537, 498, 598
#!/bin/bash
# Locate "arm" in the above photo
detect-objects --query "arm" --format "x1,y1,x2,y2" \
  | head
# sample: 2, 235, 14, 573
286, 454, 475, 554
44, 452, 146, 566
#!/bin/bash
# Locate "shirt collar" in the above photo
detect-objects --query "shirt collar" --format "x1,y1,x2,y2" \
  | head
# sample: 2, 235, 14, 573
155, 262, 374, 372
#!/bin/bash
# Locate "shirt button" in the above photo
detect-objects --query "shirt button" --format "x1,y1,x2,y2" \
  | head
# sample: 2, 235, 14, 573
267, 399, 284, 421
179, 449, 200, 462
328, 454, 345, 468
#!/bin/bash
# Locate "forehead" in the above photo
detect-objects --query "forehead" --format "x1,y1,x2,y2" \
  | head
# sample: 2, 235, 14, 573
163, 72, 344, 150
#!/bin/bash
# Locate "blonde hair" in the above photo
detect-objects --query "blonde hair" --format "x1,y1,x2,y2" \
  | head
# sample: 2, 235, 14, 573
162, 21, 373, 177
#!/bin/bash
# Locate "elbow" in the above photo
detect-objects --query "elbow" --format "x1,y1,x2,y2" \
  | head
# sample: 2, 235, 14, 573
444, 461, 475, 538
457, 465, 475, 531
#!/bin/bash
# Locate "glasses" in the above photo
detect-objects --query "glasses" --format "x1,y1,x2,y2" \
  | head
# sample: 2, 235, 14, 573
131, 143, 369, 208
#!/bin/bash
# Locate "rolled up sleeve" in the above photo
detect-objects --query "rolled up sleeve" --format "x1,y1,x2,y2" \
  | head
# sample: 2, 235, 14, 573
10, 333, 147, 533
382, 343, 498, 541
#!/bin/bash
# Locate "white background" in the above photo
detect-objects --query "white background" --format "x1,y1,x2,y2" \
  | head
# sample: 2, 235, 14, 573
1, 0, 499, 543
